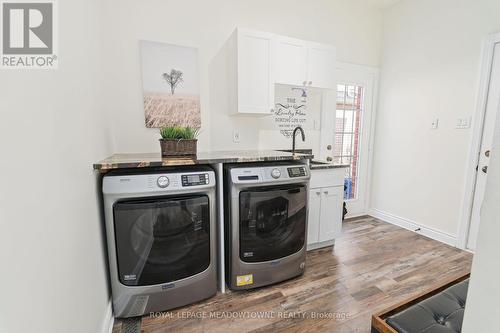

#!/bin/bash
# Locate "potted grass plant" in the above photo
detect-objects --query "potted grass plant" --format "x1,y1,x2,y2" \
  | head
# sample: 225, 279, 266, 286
159, 126, 199, 157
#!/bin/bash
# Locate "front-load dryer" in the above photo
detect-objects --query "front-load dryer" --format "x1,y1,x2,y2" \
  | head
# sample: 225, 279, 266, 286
102, 166, 217, 318
224, 162, 310, 290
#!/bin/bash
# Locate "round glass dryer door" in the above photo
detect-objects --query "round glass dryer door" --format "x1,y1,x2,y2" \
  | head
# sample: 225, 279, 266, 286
239, 185, 307, 262
113, 195, 210, 286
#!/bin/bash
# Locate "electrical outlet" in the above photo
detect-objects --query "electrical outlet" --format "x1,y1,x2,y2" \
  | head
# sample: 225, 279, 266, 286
233, 129, 240, 143
430, 118, 439, 129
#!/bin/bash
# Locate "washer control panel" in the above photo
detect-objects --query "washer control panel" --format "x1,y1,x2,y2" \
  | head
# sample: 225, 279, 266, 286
287, 166, 307, 178
181, 173, 210, 187
230, 164, 309, 184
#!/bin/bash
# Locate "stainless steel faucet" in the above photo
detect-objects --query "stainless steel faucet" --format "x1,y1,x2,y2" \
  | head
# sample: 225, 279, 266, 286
292, 126, 305, 154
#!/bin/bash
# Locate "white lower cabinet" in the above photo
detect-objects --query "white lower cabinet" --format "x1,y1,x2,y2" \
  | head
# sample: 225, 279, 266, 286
307, 188, 322, 245
318, 186, 343, 242
307, 168, 346, 250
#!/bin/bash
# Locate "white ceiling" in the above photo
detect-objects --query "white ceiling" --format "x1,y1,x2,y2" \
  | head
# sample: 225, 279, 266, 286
363, 0, 401, 9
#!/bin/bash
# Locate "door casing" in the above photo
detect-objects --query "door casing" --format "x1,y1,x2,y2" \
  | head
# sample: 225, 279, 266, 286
458, 32, 500, 250
332, 62, 379, 217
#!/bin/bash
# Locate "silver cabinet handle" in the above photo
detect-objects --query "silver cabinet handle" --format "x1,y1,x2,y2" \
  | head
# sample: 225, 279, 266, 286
316, 191, 321, 195
324, 190, 329, 195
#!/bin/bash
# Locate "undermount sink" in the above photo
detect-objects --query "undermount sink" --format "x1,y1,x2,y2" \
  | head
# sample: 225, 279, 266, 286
310, 160, 329, 165
276, 149, 313, 155
275, 150, 331, 165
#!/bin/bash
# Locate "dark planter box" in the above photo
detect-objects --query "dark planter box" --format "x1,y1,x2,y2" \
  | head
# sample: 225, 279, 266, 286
159, 139, 197, 157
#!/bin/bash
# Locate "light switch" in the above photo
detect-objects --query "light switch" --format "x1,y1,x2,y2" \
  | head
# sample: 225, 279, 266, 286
430, 118, 439, 129
313, 120, 320, 130
456, 117, 471, 129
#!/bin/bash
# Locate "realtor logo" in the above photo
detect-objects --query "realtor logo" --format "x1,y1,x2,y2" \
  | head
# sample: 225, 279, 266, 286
1, 0, 57, 68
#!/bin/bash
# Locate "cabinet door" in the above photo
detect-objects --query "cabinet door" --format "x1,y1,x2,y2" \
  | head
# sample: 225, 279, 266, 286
307, 188, 322, 245
237, 29, 275, 114
318, 186, 343, 242
307, 43, 336, 89
274, 36, 308, 86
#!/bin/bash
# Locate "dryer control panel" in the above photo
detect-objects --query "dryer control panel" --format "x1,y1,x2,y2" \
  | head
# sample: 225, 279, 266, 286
182, 173, 210, 187
103, 170, 215, 194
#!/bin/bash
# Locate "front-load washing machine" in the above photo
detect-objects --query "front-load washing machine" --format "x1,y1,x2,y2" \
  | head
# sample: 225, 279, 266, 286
224, 162, 310, 290
102, 166, 217, 318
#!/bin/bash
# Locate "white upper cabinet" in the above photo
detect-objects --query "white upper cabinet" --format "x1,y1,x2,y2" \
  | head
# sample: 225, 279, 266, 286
233, 29, 275, 115
275, 38, 336, 89
307, 42, 336, 89
222, 28, 336, 115
274, 37, 308, 86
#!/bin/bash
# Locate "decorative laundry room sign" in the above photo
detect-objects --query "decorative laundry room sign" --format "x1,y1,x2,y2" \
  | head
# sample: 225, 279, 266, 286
272, 84, 309, 138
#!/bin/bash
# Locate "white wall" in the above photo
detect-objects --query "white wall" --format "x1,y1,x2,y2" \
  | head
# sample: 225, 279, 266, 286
371, 0, 500, 237
0, 1, 113, 332
462, 80, 500, 331
0, 2, 381, 332
104, 0, 383, 154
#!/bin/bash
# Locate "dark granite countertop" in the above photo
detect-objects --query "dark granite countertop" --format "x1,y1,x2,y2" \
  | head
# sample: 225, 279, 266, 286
93, 150, 313, 172
309, 160, 350, 170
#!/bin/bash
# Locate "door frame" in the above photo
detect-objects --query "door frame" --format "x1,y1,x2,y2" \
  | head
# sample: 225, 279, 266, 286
332, 62, 379, 217
457, 32, 500, 250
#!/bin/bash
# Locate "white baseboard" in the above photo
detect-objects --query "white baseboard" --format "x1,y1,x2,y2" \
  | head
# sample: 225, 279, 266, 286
101, 299, 114, 333
307, 239, 335, 251
344, 212, 370, 220
369, 208, 458, 247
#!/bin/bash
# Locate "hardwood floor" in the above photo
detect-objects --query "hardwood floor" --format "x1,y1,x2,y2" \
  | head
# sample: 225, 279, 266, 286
112, 216, 472, 333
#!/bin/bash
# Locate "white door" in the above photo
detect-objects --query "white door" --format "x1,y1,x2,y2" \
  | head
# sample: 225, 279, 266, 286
237, 29, 275, 114
332, 63, 378, 216
308, 43, 336, 89
467, 43, 500, 250
274, 36, 308, 86
318, 186, 343, 242
307, 188, 321, 245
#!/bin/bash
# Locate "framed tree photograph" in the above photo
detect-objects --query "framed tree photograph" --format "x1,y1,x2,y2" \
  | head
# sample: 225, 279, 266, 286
139, 40, 201, 128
